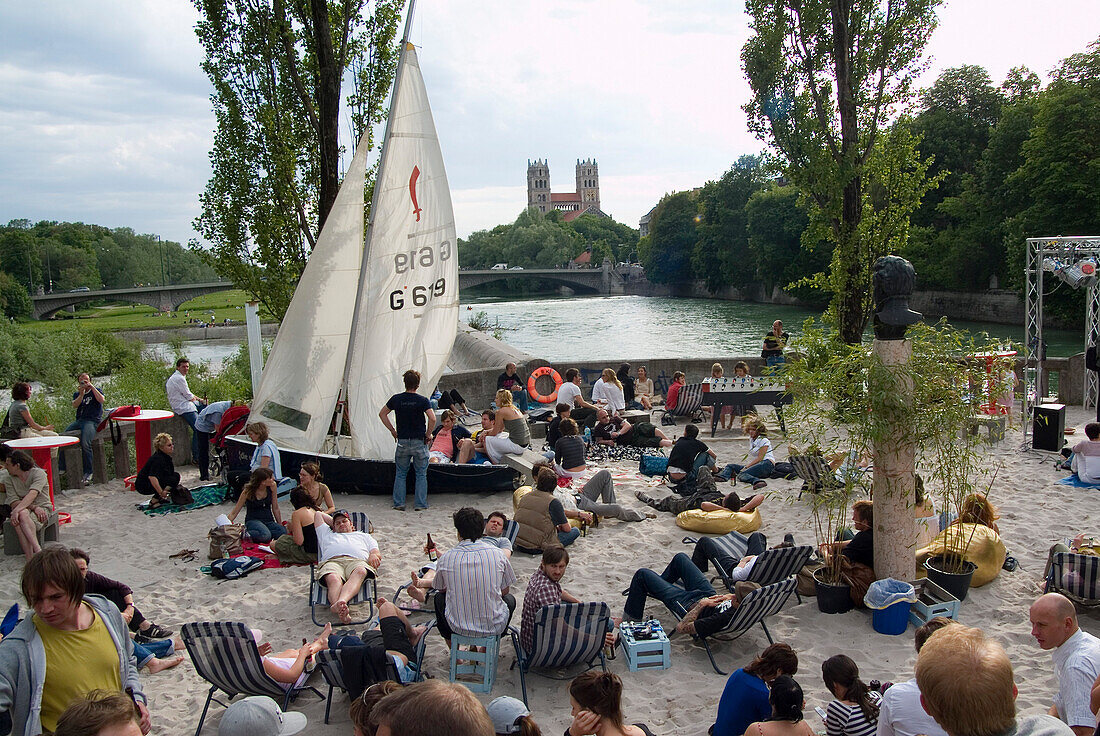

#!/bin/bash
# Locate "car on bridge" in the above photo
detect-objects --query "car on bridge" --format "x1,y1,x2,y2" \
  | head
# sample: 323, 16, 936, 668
68, 286, 91, 292
509, 265, 524, 270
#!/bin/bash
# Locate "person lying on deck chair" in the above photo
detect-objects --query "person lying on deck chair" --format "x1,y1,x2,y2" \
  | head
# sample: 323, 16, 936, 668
313, 510, 382, 624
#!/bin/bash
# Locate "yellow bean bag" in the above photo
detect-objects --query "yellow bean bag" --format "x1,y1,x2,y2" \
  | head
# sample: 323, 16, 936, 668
916, 523, 1006, 588
512, 485, 583, 529
675, 508, 762, 535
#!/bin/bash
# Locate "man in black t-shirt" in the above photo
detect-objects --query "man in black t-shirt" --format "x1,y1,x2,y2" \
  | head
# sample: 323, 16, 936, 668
820, 500, 875, 606
497, 362, 529, 412
665, 424, 717, 482
591, 409, 672, 449
379, 369, 436, 511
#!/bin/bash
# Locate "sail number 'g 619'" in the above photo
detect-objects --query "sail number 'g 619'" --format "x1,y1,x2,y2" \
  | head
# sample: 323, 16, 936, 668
390, 278, 446, 310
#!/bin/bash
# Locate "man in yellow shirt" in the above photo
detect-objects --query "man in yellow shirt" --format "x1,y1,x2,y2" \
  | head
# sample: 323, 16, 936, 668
0, 547, 149, 735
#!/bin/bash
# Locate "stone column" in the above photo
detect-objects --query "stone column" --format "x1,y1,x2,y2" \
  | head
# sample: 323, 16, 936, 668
872, 337, 917, 582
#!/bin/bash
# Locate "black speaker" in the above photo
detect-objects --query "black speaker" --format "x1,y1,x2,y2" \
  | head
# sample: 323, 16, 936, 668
1032, 403, 1066, 451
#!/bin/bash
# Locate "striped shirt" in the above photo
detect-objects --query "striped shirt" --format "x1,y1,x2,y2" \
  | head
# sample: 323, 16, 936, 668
520, 567, 562, 653
826, 692, 881, 736
432, 539, 517, 637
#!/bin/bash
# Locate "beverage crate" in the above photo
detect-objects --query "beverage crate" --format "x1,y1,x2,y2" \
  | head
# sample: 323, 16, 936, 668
619, 620, 671, 671
908, 578, 960, 627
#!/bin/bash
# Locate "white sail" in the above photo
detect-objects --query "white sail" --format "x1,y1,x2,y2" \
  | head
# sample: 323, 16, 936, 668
344, 42, 459, 459
247, 131, 370, 452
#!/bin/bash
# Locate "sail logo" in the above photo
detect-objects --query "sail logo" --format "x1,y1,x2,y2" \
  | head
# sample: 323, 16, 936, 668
409, 166, 422, 222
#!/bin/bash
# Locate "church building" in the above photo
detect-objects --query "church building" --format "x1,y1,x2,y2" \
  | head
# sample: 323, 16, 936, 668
526, 158, 611, 222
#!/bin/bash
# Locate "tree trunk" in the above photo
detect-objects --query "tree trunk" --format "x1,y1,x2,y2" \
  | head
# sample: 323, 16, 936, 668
872, 338, 917, 583
311, 0, 340, 231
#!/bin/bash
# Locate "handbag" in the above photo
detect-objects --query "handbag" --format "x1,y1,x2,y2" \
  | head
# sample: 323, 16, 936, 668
638, 454, 669, 477
169, 485, 194, 506
207, 523, 244, 560
99, 405, 141, 443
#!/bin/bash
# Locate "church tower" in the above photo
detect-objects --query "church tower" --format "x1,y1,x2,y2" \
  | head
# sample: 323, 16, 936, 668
527, 159, 550, 213
575, 158, 600, 212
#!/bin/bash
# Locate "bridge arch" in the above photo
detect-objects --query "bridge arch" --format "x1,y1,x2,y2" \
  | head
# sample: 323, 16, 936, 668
30, 282, 236, 320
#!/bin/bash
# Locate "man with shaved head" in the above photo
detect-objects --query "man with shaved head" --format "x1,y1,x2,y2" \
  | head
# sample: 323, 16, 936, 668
1029, 593, 1100, 736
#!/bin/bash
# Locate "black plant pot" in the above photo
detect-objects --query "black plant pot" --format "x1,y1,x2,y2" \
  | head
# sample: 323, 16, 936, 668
814, 568, 853, 614
924, 556, 977, 602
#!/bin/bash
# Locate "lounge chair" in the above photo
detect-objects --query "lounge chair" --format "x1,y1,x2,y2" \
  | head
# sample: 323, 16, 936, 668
511, 602, 610, 706
1044, 548, 1100, 608
681, 533, 812, 604
790, 454, 841, 499
316, 620, 435, 723
656, 383, 705, 424
310, 511, 377, 626
181, 621, 324, 736
675, 576, 798, 675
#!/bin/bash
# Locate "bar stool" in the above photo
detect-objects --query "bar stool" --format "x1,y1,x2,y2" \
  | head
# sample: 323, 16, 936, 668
448, 633, 500, 693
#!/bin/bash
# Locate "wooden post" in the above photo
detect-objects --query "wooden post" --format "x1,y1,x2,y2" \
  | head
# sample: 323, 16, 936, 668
872, 338, 917, 582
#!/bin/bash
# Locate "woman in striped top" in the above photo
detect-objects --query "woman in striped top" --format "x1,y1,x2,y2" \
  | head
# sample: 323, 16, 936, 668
822, 654, 881, 736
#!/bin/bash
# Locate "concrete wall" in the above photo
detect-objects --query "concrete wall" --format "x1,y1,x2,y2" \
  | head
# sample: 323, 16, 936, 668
118, 323, 279, 345
448, 324, 537, 372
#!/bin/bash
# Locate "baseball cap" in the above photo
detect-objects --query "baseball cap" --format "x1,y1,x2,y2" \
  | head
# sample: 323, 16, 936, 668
218, 696, 306, 736
486, 696, 530, 735
332, 509, 351, 521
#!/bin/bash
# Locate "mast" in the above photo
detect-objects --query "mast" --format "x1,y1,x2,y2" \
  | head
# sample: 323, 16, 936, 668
332, 0, 418, 452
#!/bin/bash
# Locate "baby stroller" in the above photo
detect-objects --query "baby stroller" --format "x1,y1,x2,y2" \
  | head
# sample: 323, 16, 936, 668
206, 405, 251, 482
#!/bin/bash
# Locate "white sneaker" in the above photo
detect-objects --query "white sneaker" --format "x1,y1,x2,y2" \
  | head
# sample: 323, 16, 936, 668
82, 474, 93, 485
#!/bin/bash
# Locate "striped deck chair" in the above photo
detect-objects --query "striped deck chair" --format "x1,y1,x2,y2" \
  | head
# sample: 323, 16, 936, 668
181, 621, 323, 736
657, 383, 705, 424
316, 620, 435, 723
1044, 549, 1100, 607
681, 533, 813, 604
675, 576, 797, 675
790, 455, 841, 499
511, 602, 610, 706
311, 511, 378, 626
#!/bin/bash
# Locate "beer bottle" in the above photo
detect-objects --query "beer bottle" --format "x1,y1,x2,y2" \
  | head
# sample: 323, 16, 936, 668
426, 533, 439, 562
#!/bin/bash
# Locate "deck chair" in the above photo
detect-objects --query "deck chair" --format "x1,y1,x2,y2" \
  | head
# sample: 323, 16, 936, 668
790, 455, 841, 499
1044, 549, 1100, 608
656, 383, 705, 424
181, 621, 324, 736
682, 533, 813, 604
316, 620, 435, 723
675, 576, 798, 675
311, 511, 378, 626
511, 602, 610, 706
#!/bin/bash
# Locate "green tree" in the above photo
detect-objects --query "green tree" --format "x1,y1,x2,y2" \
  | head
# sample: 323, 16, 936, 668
745, 184, 830, 304
641, 191, 698, 284
0, 230, 41, 292
0, 273, 31, 318
693, 155, 769, 292
742, 0, 941, 343
192, 0, 403, 320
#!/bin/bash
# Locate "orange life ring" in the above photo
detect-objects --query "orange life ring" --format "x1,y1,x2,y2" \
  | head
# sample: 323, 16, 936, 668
527, 367, 563, 404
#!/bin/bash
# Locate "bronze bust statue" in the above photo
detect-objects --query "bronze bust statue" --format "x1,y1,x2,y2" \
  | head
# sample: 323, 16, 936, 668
872, 256, 922, 340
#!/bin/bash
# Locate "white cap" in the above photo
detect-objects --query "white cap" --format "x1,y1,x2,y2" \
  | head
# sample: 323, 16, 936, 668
486, 696, 530, 734
218, 696, 307, 736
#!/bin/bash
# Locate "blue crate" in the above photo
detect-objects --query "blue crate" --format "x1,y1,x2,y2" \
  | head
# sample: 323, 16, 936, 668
619, 620, 671, 671
908, 579, 961, 628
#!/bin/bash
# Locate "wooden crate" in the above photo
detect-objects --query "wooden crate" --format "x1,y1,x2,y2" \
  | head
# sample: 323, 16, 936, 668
619, 620, 671, 671
908, 578, 961, 627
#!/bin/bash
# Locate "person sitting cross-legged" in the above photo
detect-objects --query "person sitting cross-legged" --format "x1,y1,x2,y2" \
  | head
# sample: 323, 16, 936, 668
519, 546, 616, 656
716, 417, 775, 490
429, 410, 474, 464
313, 509, 382, 624
432, 507, 517, 646
514, 468, 592, 552
623, 551, 744, 637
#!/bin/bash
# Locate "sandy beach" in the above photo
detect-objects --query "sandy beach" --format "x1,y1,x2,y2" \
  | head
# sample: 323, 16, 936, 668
2, 406, 1098, 736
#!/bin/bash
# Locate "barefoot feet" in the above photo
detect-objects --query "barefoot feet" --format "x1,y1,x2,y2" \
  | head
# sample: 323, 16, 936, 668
146, 655, 184, 673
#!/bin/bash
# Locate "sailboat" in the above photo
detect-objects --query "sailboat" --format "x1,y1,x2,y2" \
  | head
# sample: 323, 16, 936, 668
225, 4, 516, 494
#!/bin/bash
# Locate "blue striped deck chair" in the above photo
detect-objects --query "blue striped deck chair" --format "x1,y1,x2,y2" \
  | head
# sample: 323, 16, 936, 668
681, 532, 813, 604
311, 512, 378, 626
181, 621, 323, 736
656, 383, 705, 424
1044, 548, 1100, 608
510, 602, 610, 706
673, 576, 797, 675
316, 620, 436, 723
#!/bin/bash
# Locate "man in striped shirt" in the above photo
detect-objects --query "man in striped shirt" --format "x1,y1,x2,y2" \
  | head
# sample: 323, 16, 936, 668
432, 507, 517, 645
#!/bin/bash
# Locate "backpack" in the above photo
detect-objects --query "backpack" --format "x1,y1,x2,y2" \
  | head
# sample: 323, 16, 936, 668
638, 454, 669, 477
209, 555, 264, 579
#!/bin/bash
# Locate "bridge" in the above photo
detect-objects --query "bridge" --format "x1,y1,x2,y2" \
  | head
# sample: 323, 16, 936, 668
460, 263, 645, 295
30, 281, 236, 320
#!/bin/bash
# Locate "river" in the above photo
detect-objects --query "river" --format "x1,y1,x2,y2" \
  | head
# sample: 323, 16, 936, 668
153, 294, 1083, 369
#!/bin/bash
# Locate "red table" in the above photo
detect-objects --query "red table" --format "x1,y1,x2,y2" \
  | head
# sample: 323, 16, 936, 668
4, 435, 80, 506
971, 350, 1017, 415
113, 409, 174, 470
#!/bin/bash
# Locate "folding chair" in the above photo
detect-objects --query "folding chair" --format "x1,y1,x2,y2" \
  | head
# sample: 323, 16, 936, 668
790, 455, 841, 500
311, 511, 378, 626
681, 533, 812, 604
1044, 549, 1100, 607
502, 518, 520, 546
181, 621, 324, 736
656, 383, 705, 424
674, 576, 798, 675
511, 602, 610, 706
316, 620, 435, 723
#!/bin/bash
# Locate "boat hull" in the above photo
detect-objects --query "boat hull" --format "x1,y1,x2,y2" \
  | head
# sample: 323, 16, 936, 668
225, 436, 519, 495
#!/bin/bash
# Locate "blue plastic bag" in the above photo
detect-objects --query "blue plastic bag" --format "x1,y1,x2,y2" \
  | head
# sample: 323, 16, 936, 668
864, 578, 917, 610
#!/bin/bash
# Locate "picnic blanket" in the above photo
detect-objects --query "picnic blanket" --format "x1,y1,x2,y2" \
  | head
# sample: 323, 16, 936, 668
1057, 475, 1100, 489
239, 540, 301, 569
138, 484, 227, 516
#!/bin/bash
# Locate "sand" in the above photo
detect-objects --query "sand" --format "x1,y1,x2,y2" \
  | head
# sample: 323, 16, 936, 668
2, 406, 1098, 736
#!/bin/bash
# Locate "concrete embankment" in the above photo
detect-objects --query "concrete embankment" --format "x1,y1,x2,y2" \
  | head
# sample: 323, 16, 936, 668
118, 323, 280, 344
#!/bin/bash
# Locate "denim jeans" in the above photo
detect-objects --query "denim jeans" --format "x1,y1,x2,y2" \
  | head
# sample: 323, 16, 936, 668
179, 410, 202, 462
245, 518, 285, 543
394, 438, 429, 509
510, 388, 529, 412
624, 552, 716, 620
718, 460, 774, 483
559, 527, 581, 547
134, 637, 174, 668
691, 532, 767, 576
64, 419, 98, 475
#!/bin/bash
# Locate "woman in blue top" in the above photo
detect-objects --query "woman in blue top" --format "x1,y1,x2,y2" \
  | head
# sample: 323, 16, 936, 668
245, 422, 297, 496
227, 467, 286, 543
713, 643, 799, 736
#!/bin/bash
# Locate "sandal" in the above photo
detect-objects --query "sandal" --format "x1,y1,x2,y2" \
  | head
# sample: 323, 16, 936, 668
169, 549, 198, 563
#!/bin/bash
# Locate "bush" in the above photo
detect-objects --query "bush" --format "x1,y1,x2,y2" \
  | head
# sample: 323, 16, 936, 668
0, 323, 140, 388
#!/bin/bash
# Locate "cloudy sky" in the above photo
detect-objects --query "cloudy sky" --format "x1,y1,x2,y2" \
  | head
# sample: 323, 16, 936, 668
1, 1, 1098, 245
